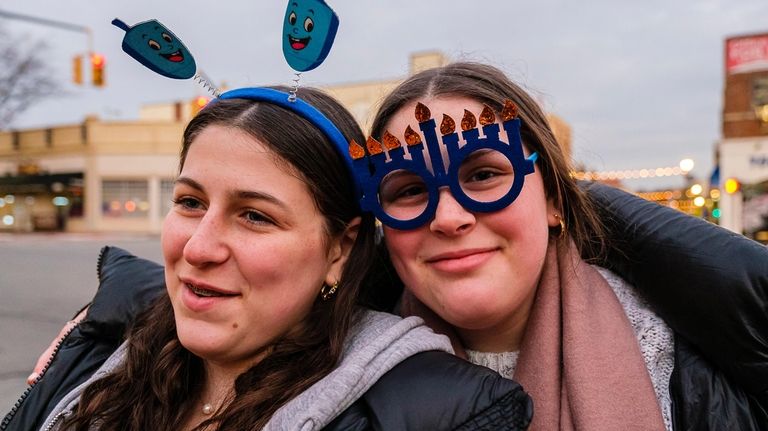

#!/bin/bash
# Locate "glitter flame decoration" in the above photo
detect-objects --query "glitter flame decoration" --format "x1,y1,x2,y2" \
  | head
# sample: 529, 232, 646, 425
479, 105, 496, 125
383, 131, 402, 150
440, 114, 456, 135
501, 100, 519, 121
415, 102, 431, 122
348, 139, 366, 160
366, 136, 384, 155
404, 125, 422, 146
461, 109, 477, 131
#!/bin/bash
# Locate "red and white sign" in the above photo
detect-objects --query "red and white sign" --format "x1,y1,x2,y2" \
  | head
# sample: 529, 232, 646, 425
727, 34, 768, 75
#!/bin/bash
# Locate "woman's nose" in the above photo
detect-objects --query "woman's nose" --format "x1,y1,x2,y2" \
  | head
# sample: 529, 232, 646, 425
429, 188, 476, 236
182, 212, 230, 267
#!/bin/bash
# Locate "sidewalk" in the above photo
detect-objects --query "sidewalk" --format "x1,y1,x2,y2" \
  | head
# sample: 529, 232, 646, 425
0, 231, 160, 242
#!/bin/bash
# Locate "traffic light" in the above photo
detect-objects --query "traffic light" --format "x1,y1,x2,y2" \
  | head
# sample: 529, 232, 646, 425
91, 53, 105, 87
190, 96, 211, 117
724, 178, 741, 194
72, 55, 83, 85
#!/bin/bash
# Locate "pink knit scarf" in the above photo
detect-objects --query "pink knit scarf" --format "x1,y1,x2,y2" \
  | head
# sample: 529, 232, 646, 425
400, 239, 666, 430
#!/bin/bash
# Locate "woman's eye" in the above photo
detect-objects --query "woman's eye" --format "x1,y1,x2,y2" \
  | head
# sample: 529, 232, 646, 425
380, 172, 428, 204
397, 184, 427, 199
172, 197, 202, 210
468, 170, 497, 182
243, 210, 274, 226
381, 183, 428, 207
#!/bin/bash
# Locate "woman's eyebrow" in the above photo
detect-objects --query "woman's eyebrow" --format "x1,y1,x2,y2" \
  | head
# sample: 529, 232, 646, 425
232, 190, 287, 209
461, 148, 495, 164
380, 170, 418, 187
175, 176, 205, 192
175, 176, 288, 209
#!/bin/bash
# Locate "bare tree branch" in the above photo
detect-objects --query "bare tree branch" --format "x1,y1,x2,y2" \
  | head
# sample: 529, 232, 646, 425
0, 24, 61, 129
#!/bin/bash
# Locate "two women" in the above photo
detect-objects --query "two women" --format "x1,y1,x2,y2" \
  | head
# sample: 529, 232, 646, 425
13, 62, 768, 430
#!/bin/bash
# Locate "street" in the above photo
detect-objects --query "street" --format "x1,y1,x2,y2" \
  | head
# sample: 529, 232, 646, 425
0, 233, 162, 416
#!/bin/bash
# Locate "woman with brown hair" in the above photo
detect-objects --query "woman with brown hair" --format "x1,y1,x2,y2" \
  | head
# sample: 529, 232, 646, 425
365, 61, 767, 430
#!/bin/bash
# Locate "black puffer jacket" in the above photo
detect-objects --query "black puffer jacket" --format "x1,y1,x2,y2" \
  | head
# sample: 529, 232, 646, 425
1, 246, 532, 431
584, 182, 768, 430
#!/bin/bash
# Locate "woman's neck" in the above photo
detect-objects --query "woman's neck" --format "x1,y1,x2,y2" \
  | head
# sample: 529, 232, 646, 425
455, 286, 538, 353
457, 315, 527, 353
200, 361, 242, 408
180, 362, 239, 431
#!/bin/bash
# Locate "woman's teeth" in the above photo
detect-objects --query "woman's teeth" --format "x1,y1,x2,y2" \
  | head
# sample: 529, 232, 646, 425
188, 284, 225, 297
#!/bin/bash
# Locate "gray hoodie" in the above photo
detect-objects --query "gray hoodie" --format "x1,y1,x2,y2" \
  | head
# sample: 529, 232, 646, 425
41, 310, 452, 431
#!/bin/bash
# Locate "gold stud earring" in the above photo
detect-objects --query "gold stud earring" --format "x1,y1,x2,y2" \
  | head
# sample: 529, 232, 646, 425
320, 281, 339, 301
553, 214, 566, 239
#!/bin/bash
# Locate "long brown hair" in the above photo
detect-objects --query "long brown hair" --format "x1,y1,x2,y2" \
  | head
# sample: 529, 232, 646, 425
371, 62, 605, 259
63, 87, 376, 430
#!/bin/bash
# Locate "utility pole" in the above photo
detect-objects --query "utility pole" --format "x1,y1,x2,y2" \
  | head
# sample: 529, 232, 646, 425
0, 9, 92, 51
0, 9, 103, 87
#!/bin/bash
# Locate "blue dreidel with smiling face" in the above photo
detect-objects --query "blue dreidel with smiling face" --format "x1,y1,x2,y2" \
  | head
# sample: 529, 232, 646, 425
282, 0, 339, 72
112, 18, 196, 79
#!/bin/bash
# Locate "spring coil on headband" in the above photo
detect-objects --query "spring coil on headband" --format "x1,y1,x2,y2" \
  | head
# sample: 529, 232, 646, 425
194, 73, 221, 97
288, 72, 302, 102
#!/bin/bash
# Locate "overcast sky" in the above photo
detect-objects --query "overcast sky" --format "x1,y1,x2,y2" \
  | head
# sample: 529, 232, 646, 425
2, 0, 766, 190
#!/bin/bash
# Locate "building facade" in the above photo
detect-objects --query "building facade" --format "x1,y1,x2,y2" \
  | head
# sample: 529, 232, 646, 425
718, 32, 768, 242
0, 118, 182, 233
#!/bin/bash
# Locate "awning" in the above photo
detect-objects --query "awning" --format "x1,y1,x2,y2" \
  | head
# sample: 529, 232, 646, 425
0, 172, 83, 194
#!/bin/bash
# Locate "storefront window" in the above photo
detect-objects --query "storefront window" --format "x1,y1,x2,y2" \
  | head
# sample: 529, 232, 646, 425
743, 179, 768, 244
102, 180, 150, 218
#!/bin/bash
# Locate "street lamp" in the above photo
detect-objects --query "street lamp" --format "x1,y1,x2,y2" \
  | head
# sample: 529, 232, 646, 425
690, 184, 703, 196
679, 158, 695, 173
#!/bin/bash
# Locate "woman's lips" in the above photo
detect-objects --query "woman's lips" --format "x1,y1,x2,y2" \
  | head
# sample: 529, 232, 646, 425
425, 248, 498, 273
180, 280, 240, 313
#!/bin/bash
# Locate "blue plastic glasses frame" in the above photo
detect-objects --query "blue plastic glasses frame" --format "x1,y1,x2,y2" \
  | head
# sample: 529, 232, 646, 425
357, 114, 539, 230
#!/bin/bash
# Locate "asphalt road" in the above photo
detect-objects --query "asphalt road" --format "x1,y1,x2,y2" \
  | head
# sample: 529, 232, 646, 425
0, 233, 162, 418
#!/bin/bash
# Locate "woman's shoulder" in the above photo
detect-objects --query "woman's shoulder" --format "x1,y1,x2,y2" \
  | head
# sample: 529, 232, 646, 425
325, 350, 533, 431
81, 246, 166, 338
341, 310, 452, 362
271, 317, 530, 430
584, 182, 768, 394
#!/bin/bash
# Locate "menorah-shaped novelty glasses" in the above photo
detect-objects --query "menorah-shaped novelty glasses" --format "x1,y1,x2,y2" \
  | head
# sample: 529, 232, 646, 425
349, 100, 539, 230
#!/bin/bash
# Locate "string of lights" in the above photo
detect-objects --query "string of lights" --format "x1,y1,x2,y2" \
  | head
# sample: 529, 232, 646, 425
571, 166, 688, 181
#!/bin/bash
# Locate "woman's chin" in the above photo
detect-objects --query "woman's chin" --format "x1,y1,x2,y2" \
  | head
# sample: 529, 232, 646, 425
175, 322, 229, 359
437, 295, 525, 333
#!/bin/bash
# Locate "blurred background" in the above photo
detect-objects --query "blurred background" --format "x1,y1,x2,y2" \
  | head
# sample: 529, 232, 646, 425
1, 0, 767, 415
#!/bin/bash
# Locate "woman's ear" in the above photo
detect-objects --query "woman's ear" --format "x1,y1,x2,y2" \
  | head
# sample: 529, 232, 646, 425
325, 217, 361, 286
545, 198, 561, 227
